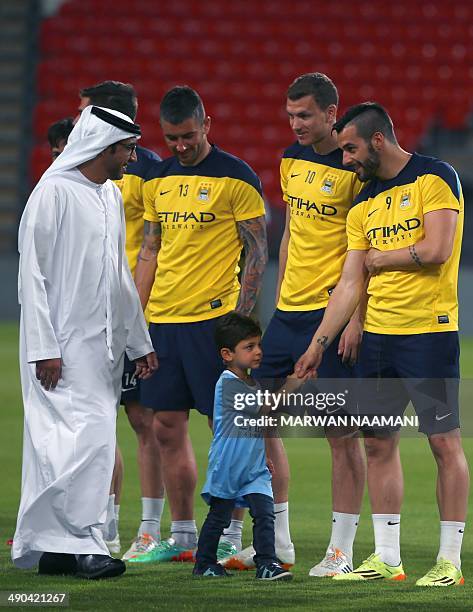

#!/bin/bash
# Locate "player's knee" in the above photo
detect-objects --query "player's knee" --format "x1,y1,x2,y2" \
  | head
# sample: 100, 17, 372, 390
429, 431, 463, 462
153, 414, 186, 448
364, 436, 398, 462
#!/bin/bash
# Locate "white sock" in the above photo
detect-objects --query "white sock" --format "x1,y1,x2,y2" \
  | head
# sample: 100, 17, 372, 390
438, 521, 465, 569
372, 514, 401, 566
114, 504, 120, 522
329, 512, 359, 562
102, 494, 117, 541
221, 519, 244, 551
171, 520, 198, 549
274, 502, 292, 550
138, 497, 165, 540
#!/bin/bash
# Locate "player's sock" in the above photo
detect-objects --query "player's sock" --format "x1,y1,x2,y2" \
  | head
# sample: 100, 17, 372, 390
274, 502, 292, 550
114, 504, 120, 532
437, 521, 465, 569
329, 511, 359, 562
372, 514, 401, 566
102, 494, 117, 540
138, 497, 164, 540
222, 519, 244, 551
171, 520, 198, 549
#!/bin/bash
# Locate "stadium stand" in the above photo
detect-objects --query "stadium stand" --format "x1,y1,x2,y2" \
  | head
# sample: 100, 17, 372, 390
30, 0, 473, 208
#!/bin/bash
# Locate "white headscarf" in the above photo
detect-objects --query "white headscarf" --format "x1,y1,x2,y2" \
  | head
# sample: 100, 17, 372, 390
38, 105, 141, 185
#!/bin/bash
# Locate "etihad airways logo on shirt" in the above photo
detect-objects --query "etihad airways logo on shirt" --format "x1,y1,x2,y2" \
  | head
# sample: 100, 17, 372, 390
158, 211, 216, 223
367, 217, 421, 241
287, 194, 337, 216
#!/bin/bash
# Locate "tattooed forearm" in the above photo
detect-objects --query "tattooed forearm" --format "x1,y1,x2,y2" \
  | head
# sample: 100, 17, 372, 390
316, 336, 329, 351
408, 244, 423, 267
236, 216, 268, 316
138, 220, 162, 257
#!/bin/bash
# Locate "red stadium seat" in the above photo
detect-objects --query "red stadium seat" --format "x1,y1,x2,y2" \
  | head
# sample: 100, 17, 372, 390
33, 0, 473, 206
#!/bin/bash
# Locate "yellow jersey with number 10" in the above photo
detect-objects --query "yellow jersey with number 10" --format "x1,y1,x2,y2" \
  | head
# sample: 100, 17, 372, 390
278, 143, 362, 311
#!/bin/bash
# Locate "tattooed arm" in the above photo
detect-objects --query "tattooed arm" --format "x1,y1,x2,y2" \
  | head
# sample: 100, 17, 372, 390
134, 220, 161, 310
235, 215, 268, 316
275, 206, 291, 306
365, 209, 457, 275
295, 250, 368, 378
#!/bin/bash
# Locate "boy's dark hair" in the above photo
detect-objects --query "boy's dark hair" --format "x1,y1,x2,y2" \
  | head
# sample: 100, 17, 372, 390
215, 312, 262, 352
80, 80, 138, 120
160, 85, 205, 125
287, 72, 339, 110
47, 117, 74, 148
333, 101, 397, 143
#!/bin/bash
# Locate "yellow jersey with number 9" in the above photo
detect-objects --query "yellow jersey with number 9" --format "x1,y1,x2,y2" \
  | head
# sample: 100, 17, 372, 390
143, 145, 265, 323
278, 143, 362, 311
347, 153, 463, 334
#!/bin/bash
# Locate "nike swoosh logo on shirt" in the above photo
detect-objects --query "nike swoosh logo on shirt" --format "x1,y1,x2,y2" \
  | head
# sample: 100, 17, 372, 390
435, 413, 452, 421
160, 190, 172, 195
367, 208, 379, 217
290, 173, 301, 178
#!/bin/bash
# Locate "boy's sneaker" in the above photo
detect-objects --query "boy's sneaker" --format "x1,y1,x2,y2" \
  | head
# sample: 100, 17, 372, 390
333, 553, 406, 582
216, 538, 238, 561
193, 563, 231, 578
309, 546, 352, 577
122, 533, 159, 561
219, 543, 295, 570
256, 562, 293, 581
416, 558, 464, 587
128, 537, 195, 563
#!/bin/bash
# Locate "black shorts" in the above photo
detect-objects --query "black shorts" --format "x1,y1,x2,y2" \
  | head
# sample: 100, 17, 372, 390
140, 318, 223, 417
254, 308, 354, 379
120, 354, 140, 405
356, 331, 460, 436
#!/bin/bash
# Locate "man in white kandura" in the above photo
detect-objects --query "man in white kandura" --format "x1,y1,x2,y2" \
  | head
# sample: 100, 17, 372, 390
12, 105, 157, 580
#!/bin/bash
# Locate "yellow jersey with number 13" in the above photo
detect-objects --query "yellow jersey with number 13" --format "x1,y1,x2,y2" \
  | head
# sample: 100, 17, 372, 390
143, 145, 265, 323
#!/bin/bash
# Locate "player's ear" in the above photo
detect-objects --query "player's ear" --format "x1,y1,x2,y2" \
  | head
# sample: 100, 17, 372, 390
371, 131, 384, 150
203, 116, 211, 135
326, 104, 337, 124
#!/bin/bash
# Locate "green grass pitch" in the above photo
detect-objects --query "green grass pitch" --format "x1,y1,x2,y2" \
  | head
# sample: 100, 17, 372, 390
0, 322, 472, 610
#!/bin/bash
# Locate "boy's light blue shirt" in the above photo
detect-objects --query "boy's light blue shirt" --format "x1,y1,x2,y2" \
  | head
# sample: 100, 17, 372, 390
201, 370, 273, 506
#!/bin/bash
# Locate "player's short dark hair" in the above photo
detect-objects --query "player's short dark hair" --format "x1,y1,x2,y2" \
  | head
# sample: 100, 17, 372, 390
47, 117, 74, 148
79, 80, 138, 120
333, 102, 397, 143
215, 312, 262, 352
287, 73, 339, 110
160, 86, 205, 125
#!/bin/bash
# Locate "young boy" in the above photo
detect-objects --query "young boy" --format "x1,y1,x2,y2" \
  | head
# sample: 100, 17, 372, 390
193, 312, 293, 580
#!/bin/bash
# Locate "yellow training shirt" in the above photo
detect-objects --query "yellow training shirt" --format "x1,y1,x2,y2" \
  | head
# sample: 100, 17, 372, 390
143, 145, 265, 323
114, 145, 161, 275
347, 153, 463, 334
278, 143, 362, 311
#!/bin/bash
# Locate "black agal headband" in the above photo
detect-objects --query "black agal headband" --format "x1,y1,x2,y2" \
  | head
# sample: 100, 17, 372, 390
91, 106, 141, 136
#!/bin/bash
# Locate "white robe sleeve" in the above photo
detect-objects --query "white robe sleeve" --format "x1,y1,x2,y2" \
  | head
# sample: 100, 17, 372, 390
116, 188, 153, 361
18, 182, 62, 363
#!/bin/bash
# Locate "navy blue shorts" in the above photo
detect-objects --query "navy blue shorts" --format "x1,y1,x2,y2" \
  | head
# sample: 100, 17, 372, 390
120, 354, 140, 405
356, 331, 460, 435
140, 319, 223, 417
253, 309, 354, 424
253, 308, 353, 379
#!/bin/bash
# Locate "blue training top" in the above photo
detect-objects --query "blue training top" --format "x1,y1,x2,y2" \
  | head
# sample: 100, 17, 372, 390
201, 370, 273, 507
